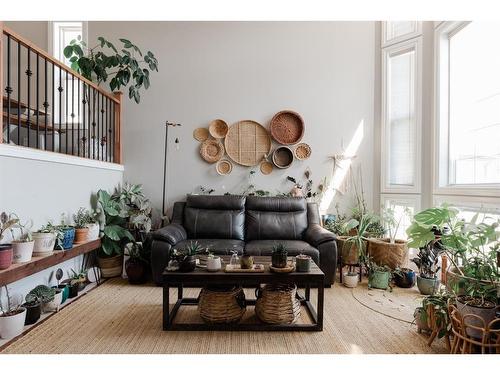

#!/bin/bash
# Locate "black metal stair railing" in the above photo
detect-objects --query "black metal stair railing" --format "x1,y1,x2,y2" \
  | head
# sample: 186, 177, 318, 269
1, 27, 121, 164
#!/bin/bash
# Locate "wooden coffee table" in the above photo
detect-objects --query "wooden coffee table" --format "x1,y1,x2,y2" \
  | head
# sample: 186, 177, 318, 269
162, 256, 324, 331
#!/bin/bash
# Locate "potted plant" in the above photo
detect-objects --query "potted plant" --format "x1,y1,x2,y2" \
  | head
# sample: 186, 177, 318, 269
393, 267, 417, 288
86, 210, 100, 241
206, 251, 222, 272
124, 242, 149, 284
343, 214, 374, 266
73, 208, 91, 244
414, 290, 452, 339
366, 258, 392, 290
176, 241, 202, 272
26, 284, 60, 313
367, 206, 409, 269
0, 212, 18, 270
95, 189, 134, 278
9, 214, 34, 263
69, 268, 87, 292
117, 184, 153, 242
410, 243, 441, 295
272, 243, 288, 268
54, 215, 75, 250
240, 254, 253, 270
21, 297, 42, 325
343, 267, 359, 288
32, 223, 59, 256
0, 286, 26, 339
295, 254, 311, 272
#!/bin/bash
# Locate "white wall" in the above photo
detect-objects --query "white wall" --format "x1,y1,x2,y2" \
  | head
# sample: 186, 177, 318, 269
89, 21, 376, 217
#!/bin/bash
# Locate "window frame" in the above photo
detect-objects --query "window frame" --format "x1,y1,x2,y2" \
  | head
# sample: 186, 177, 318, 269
48, 21, 88, 64
433, 194, 500, 217
381, 37, 423, 194
380, 193, 421, 240
433, 21, 500, 197
382, 21, 422, 48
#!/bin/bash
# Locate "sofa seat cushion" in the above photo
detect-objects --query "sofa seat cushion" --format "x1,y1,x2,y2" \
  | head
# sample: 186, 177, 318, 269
244, 240, 319, 264
172, 239, 245, 255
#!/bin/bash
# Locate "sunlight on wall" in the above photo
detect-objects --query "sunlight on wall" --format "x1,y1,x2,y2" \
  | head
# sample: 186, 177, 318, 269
319, 120, 365, 214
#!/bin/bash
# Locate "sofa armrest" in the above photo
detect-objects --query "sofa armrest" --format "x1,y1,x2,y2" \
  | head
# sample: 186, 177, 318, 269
304, 224, 336, 247
151, 223, 187, 246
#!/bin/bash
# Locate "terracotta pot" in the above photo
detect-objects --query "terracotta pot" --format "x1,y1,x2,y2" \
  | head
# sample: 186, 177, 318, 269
12, 241, 34, 263
0, 244, 13, 270
97, 255, 123, 278
367, 238, 408, 269
125, 258, 148, 284
74, 227, 89, 244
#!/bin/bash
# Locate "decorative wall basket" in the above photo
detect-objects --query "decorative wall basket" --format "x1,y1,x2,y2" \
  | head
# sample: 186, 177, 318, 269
294, 142, 311, 160
272, 146, 294, 169
270, 110, 305, 145
193, 128, 209, 142
260, 160, 273, 175
200, 139, 225, 163
224, 120, 272, 166
216, 159, 233, 175
208, 119, 229, 139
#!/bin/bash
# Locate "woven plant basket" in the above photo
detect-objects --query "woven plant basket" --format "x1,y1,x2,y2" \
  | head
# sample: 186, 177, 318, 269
97, 255, 123, 278
255, 283, 301, 324
367, 238, 408, 269
197, 286, 246, 324
337, 236, 366, 265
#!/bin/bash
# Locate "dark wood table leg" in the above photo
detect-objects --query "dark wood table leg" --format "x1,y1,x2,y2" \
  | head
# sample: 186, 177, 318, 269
163, 283, 170, 330
178, 284, 183, 299
305, 282, 310, 301
317, 279, 324, 331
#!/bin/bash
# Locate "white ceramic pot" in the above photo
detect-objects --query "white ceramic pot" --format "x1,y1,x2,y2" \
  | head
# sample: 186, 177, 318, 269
32, 232, 56, 255
0, 308, 27, 339
207, 257, 222, 272
12, 241, 35, 263
43, 290, 63, 313
343, 273, 359, 288
86, 223, 100, 241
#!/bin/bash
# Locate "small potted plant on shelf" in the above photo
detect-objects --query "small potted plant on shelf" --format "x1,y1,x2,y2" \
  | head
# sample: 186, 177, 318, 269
86, 210, 100, 241
271, 243, 288, 268
32, 222, 59, 256
56, 214, 75, 250
69, 268, 87, 294
124, 242, 149, 284
73, 208, 91, 244
9, 214, 34, 263
26, 284, 59, 313
21, 295, 42, 326
0, 286, 26, 339
0, 212, 18, 270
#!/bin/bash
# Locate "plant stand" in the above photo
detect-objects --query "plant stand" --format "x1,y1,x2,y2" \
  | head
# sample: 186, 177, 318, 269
338, 253, 362, 284
426, 304, 451, 351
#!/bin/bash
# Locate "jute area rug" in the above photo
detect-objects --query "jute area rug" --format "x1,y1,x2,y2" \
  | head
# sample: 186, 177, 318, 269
1, 278, 447, 354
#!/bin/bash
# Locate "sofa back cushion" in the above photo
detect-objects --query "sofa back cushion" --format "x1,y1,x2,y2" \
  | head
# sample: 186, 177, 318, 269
245, 196, 308, 241
183, 195, 246, 240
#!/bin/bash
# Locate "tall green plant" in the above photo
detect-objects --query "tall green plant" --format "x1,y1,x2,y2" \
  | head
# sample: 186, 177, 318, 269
64, 35, 158, 103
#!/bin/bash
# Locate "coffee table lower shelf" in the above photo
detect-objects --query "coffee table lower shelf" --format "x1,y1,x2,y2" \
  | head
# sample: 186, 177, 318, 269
163, 283, 324, 332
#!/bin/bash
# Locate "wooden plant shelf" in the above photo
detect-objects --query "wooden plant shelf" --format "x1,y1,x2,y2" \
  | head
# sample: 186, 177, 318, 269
0, 239, 101, 286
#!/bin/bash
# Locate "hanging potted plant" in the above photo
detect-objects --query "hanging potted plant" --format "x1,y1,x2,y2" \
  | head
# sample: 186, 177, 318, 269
0, 286, 26, 339
95, 189, 134, 278
125, 242, 149, 284
0, 212, 18, 270
73, 208, 91, 244
9, 214, 34, 263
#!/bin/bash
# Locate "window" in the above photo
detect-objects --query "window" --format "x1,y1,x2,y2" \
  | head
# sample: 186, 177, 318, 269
381, 38, 422, 193
435, 22, 500, 193
49, 22, 86, 66
433, 195, 500, 224
381, 194, 420, 240
382, 21, 421, 47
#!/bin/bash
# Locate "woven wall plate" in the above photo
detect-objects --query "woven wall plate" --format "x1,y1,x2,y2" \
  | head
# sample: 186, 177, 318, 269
272, 146, 294, 169
200, 139, 224, 163
294, 142, 311, 160
193, 127, 209, 142
216, 159, 233, 175
209, 119, 229, 139
224, 120, 272, 167
270, 110, 305, 145
260, 160, 273, 175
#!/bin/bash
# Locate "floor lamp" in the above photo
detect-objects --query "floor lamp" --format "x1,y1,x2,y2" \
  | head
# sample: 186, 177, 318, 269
162, 121, 182, 227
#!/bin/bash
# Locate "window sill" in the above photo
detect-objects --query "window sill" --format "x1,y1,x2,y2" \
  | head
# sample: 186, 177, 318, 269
433, 186, 500, 198
0, 144, 124, 172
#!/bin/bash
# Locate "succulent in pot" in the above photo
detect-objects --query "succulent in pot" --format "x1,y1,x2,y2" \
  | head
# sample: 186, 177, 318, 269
125, 242, 149, 284
32, 223, 59, 256
240, 254, 254, 270
0, 286, 26, 339
271, 243, 288, 268
73, 208, 91, 244
0, 212, 18, 270
175, 241, 202, 272
295, 253, 311, 272
9, 214, 34, 263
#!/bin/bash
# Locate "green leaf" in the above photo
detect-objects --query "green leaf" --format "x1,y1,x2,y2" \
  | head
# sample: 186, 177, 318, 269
98, 36, 106, 47
73, 45, 84, 58
104, 225, 125, 241
406, 222, 436, 248
63, 45, 74, 59
70, 61, 80, 71
69, 56, 78, 63
119, 38, 131, 45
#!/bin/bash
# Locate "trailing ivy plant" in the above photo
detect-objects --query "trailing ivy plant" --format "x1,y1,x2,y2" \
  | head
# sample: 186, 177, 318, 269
63, 35, 158, 103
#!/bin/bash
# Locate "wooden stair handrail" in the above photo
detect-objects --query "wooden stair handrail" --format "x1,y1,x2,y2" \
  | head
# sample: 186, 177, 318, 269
3, 26, 119, 104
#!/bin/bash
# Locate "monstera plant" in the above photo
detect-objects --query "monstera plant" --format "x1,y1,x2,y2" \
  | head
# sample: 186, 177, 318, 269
64, 35, 158, 103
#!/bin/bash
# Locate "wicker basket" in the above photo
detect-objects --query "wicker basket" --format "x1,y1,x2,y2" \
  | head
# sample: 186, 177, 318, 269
270, 110, 305, 145
198, 286, 246, 324
367, 238, 408, 269
255, 283, 301, 324
200, 139, 225, 163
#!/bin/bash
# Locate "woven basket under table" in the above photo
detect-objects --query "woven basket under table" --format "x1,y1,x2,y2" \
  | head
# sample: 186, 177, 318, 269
255, 283, 301, 324
198, 286, 246, 324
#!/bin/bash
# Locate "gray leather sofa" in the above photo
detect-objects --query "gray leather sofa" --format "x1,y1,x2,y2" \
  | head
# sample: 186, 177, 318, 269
149, 195, 337, 285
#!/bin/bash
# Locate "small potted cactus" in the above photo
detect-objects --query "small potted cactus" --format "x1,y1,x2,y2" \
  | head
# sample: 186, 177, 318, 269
271, 243, 288, 268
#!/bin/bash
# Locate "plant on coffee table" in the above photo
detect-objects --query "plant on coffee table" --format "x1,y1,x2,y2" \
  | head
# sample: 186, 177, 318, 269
174, 241, 203, 272
272, 243, 288, 268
